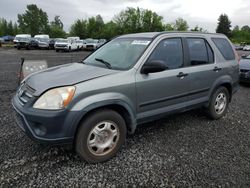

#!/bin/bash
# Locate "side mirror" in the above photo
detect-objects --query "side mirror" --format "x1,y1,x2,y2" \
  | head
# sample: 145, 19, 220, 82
141, 60, 168, 74
242, 54, 247, 59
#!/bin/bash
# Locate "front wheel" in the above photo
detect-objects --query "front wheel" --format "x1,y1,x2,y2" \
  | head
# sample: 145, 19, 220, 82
75, 109, 127, 163
206, 86, 229, 120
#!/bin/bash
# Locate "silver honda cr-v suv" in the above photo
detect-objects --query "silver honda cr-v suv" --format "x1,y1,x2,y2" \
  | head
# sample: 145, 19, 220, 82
12, 32, 239, 163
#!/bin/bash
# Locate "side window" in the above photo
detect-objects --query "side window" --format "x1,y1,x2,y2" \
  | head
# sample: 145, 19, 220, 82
187, 38, 214, 66
148, 38, 183, 69
212, 38, 235, 60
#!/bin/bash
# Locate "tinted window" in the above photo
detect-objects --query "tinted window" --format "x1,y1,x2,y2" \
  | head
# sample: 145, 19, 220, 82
148, 38, 183, 69
212, 38, 235, 60
187, 38, 214, 66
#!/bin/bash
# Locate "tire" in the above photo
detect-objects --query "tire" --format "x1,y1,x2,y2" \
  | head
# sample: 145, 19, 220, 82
75, 109, 127, 163
56, 49, 59, 52
206, 86, 229, 120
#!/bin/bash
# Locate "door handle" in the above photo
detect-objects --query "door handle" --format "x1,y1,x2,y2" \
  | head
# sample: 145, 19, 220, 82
213, 67, 222, 72
177, 72, 188, 78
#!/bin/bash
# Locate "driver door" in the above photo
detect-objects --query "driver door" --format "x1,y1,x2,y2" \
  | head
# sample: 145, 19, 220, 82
136, 37, 191, 120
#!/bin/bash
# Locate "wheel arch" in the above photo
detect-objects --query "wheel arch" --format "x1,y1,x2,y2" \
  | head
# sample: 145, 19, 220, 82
71, 100, 137, 143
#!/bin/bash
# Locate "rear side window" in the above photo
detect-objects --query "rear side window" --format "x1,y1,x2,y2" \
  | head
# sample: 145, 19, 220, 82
148, 38, 183, 69
212, 38, 235, 60
186, 38, 214, 66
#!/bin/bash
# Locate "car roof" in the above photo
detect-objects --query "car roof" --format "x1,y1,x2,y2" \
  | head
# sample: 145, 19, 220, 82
117, 31, 226, 39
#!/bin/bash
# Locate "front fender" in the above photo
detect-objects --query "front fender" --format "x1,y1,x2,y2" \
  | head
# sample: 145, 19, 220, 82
68, 92, 137, 136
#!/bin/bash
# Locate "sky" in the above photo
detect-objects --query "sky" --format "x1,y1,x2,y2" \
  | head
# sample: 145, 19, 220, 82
0, 0, 250, 32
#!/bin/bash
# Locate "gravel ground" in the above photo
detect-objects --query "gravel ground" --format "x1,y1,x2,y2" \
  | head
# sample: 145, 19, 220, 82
0, 49, 250, 187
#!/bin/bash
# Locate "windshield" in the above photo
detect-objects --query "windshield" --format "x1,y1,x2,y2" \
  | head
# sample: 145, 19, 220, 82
19, 37, 30, 42
36, 38, 49, 42
57, 39, 68, 43
85, 38, 94, 43
83, 38, 151, 70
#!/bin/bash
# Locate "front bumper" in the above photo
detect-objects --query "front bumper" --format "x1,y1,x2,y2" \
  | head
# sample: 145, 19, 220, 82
55, 46, 69, 50
12, 94, 79, 144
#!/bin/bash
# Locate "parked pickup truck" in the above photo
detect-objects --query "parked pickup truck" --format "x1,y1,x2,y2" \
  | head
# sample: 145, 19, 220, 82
12, 32, 239, 163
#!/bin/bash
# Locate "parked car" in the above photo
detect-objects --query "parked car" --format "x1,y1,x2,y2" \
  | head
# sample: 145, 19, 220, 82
36, 38, 50, 49
98, 39, 107, 46
239, 54, 250, 83
84, 39, 100, 50
16, 37, 39, 50
2, 35, 14, 42
0, 37, 4, 44
49, 39, 56, 49
76, 40, 85, 50
234, 44, 243, 50
54, 39, 78, 52
243, 45, 250, 51
12, 32, 239, 163
13, 34, 31, 47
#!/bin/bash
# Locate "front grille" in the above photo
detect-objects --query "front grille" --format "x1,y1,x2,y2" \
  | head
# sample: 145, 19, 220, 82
87, 45, 94, 48
17, 82, 35, 105
240, 69, 250, 73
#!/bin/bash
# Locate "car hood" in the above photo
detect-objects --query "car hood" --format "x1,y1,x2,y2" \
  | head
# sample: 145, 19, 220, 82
239, 59, 250, 70
24, 63, 119, 96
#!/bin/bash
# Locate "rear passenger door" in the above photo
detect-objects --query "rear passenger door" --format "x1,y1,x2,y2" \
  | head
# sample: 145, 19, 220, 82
183, 37, 220, 102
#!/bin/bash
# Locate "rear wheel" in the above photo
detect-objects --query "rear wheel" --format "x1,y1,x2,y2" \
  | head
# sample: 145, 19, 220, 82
206, 86, 229, 119
75, 109, 127, 163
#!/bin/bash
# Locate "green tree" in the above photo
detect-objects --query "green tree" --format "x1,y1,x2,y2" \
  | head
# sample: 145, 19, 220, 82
102, 21, 119, 39
17, 4, 49, 35
114, 7, 164, 34
216, 14, 231, 37
7, 21, 14, 35
13, 23, 19, 35
86, 15, 105, 38
49, 16, 66, 38
70, 19, 87, 39
50, 15, 63, 29
174, 18, 189, 31
190, 25, 207, 32
233, 25, 240, 32
241, 25, 250, 32
164, 23, 174, 31
0, 18, 8, 36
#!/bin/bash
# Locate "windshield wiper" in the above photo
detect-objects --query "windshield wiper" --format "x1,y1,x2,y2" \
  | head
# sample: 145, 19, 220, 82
95, 58, 112, 69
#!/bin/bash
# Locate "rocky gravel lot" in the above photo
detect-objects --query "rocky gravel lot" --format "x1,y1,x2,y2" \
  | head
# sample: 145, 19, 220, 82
0, 49, 250, 187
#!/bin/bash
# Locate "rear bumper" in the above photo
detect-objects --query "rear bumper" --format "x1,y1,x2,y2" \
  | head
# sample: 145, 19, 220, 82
12, 94, 80, 144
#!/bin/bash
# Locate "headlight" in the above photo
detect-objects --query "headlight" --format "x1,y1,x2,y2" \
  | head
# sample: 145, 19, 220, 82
33, 86, 75, 110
